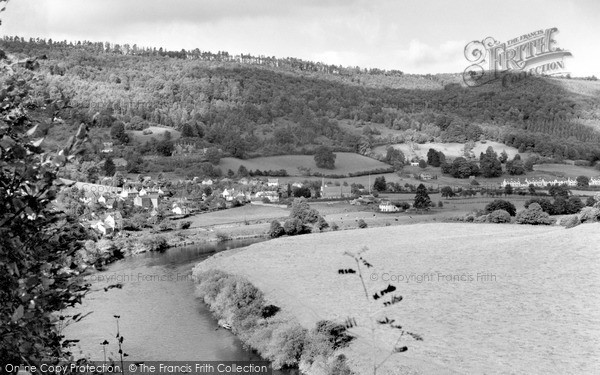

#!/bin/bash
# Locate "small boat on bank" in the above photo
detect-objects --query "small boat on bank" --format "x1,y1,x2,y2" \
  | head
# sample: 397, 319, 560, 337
217, 319, 232, 330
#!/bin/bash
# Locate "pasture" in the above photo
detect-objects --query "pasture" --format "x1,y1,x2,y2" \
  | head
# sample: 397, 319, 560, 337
218, 152, 391, 176
195, 223, 600, 374
372, 140, 522, 161
130, 126, 181, 143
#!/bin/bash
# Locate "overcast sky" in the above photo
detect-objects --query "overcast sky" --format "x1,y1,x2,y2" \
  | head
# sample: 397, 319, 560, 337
1, 0, 598, 76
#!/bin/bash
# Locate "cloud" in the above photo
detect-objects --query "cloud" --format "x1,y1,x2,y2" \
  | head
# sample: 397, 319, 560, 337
393, 40, 467, 73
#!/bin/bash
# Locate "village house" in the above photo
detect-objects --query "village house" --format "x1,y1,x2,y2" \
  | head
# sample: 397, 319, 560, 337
501, 177, 578, 188
321, 185, 352, 199
134, 192, 161, 209
201, 179, 214, 186
420, 173, 433, 180
590, 176, 600, 186
254, 191, 279, 203
379, 201, 400, 212
267, 178, 279, 187
101, 142, 113, 153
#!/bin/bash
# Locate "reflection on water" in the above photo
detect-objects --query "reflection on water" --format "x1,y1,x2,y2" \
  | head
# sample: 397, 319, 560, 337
65, 238, 297, 374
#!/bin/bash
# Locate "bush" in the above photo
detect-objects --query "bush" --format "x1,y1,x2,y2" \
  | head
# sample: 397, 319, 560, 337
143, 235, 169, 252
474, 215, 488, 223
269, 220, 285, 238
314, 320, 354, 350
578, 207, 600, 223
330, 222, 339, 231
357, 219, 368, 228
488, 209, 511, 223
485, 199, 517, 216
516, 203, 553, 225
559, 214, 581, 229
215, 231, 231, 242
438, 201, 443, 208
178, 220, 192, 230
316, 216, 329, 231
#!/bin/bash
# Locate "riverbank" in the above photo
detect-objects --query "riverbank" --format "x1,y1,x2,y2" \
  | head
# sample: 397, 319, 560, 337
193, 223, 600, 374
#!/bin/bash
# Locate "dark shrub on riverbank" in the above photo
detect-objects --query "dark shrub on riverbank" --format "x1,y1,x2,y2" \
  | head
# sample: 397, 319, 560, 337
142, 235, 169, 252
515, 203, 553, 225
195, 269, 355, 374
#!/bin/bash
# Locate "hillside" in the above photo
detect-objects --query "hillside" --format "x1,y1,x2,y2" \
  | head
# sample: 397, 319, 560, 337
2, 37, 600, 172
194, 223, 600, 375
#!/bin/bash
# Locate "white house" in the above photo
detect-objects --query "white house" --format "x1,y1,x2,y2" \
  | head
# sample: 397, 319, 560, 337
201, 179, 213, 186
267, 178, 279, 187
590, 176, 600, 186
379, 201, 400, 212
221, 188, 234, 201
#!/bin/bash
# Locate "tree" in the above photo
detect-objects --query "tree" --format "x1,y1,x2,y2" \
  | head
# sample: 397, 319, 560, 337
110, 121, 129, 144
499, 150, 509, 163
314, 146, 336, 169
426, 148, 440, 167
576, 175, 590, 187
440, 186, 455, 198
181, 123, 196, 138
506, 159, 525, 175
418, 159, 427, 169
413, 184, 431, 210
268, 220, 285, 238
104, 156, 116, 177
237, 165, 249, 177
504, 184, 513, 196
385, 147, 405, 169
485, 199, 516, 216
1, 69, 92, 365
205, 147, 221, 165
480, 146, 503, 178
373, 176, 387, 192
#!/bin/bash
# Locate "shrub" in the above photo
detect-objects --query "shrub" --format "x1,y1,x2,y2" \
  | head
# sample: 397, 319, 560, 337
516, 203, 553, 225
474, 215, 488, 223
488, 209, 511, 223
267, 323, 308, 369
215, 232, 231, 242
438, 201, 443, 208
178, 220, 192, 230
314, 320, 354, 350
578, 207, 600, 223
143, 235, 169, 252
261, 305, 281, 319
357, 219, 368, 228
485, 199, 517, 216
290, 198, 321, 224
158, 221, 174, 232
316, 216, 329, 231
330, 222, 339, 231
268, 220, 285, 238
560, 214, 581, 229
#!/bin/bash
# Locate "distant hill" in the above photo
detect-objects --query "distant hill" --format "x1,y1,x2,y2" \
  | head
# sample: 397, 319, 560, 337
1, 36, 600, 166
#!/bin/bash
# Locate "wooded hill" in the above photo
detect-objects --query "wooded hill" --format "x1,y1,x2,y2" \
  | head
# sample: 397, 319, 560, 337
2, 36, 600, 164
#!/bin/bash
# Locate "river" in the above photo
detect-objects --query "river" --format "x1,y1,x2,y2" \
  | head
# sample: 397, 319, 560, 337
64, 239, 297, 374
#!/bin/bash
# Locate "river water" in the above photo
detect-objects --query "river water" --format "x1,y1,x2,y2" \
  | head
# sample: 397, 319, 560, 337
64, 239, 296, 374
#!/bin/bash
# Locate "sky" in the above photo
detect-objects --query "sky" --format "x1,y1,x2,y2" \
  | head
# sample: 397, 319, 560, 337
1, 0, 599, 76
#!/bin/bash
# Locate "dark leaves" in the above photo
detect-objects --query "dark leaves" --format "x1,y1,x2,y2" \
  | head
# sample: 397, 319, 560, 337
393, 346, 408, 353
373, 284, 396, 300
343, 317, 357, 329
383, 294, 403, 307
338, 268, 356, 274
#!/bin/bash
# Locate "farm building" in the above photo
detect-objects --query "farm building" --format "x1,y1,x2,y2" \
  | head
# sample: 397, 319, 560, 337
321, 185, 352, 199
379, 201, 400, 212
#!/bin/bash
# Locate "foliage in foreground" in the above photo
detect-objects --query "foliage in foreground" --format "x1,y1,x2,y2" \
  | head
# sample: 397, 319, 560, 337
0, 65, 92, 363
515, 203, 554, 225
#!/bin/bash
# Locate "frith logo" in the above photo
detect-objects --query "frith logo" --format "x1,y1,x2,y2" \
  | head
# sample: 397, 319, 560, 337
463, 27, 572, 87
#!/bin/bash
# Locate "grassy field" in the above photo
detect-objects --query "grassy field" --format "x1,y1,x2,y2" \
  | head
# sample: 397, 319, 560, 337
194, 223, 600, 374
218, 153, 391, 176
130, 126, 181, 143
186, 204, 289, 228
372, 140, 522, 161
533, 163, 600, 178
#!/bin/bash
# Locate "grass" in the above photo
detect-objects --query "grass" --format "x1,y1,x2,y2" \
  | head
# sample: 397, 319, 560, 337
372, 140, 523, 161
186, 204, 289, 228
533, 163, 600, 178
195, 223, 600, 374
218, 153, 392, 176
130, 126, 181, 143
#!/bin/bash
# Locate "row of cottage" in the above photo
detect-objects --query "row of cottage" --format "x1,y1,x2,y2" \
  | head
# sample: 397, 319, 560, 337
500, 177, 600, 188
